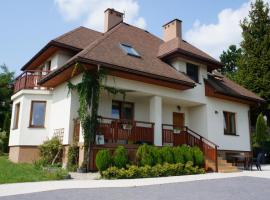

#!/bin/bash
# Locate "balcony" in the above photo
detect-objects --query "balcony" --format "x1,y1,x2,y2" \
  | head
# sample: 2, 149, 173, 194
14, 70, 50, 93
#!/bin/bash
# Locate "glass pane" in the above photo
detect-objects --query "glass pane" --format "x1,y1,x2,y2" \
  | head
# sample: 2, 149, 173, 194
121, 44, 140, 57
230, 113, 236, 133
31, 102, 46, 126
122, 103, 133, 120
186, 63, 198, 82
112, 102, 120, 119
223, 112, 227, 132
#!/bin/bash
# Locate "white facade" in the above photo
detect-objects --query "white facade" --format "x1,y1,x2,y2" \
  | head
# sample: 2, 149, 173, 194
9, 52, 251, 153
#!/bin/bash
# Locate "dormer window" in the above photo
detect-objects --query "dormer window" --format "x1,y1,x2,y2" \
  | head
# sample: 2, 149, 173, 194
120, 44, 141, 58
186, 63, 199, 83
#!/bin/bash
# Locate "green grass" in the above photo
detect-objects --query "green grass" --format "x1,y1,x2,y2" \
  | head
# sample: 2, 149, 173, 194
0, 156, 68, 184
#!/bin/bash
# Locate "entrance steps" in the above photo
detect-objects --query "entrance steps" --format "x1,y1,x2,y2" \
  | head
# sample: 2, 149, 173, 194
205, 157, 239, 173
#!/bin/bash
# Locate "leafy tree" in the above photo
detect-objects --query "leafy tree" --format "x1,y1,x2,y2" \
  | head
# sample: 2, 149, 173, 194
219, 45, 242, 80
253, 113, 269, 147
0, 64, 14, 152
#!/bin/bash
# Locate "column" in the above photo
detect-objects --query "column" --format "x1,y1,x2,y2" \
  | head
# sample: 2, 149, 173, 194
150, 96, 162, 146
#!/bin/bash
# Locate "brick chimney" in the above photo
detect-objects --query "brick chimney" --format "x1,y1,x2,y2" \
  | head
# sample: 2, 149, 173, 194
162, 19, 182, 42
104, 8, 124, 32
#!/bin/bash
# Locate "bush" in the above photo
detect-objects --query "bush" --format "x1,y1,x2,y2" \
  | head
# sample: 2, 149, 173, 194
38, 137, 63, 166
67, 145, 79, 171
102, 162, 204, 179
113, 146, 128, 169
95, 149, 112, 172
136, 144, 156, 166
180, 145, 193, 163
160, 146, 174, 164
192, 146, 204, 166
173, 146, 185, 164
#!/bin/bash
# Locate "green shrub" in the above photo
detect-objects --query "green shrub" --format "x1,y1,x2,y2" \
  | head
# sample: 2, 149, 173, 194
180, 145, 193, 163
151, 147, 163, 165
113, 146, 128, 169
38, 137, 63, 165
96, 149, 112, 172
67, 145, 79, 171
192, 146, 204, 166
102, 162, 203, 179
136, 144, 156, 166
173, 146, 185, 164
160, 146, 174, 164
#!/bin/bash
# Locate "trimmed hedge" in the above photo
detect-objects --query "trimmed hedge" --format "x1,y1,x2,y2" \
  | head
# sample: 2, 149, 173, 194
113, 146, 128, 169
95, 150, 112, 171
102, 161, 205, 179
192, 146, 204, 166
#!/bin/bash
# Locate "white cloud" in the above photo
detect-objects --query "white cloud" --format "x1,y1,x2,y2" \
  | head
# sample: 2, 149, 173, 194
54, 0, 146, 31
185, 1, 252, 59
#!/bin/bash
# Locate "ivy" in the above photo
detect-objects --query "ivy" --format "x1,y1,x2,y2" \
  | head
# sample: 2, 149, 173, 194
68, 63, 126, 170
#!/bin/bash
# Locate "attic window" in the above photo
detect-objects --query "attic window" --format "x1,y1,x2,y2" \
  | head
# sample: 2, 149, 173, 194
120, 44, 141, 58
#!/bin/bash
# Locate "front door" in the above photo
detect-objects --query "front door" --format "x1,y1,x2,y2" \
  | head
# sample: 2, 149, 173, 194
173, 112, 185, 129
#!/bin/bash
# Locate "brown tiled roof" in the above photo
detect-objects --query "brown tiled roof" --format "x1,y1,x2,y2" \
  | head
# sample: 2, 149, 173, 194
53, 26, 102, 49
206, 72, 264, 102
42, 23, 195, 86
158, 37, 222, 67
21, 27, 102, 70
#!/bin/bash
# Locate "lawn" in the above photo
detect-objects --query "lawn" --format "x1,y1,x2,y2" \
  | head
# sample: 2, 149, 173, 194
0, 156, 68, 184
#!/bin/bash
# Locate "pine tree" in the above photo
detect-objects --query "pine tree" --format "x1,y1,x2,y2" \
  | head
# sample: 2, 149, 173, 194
236, 0, 270, 105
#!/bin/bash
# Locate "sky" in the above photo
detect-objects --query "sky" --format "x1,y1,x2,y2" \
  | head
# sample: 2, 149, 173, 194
0, 0, 266, 75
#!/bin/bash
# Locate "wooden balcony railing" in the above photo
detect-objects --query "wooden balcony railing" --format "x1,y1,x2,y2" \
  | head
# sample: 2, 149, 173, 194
162, 124, 219, 172
97, 116, 154, 144
14, 70, 50, 93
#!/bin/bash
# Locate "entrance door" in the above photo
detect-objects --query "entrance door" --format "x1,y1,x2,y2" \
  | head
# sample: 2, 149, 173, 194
173, 112, 185, 129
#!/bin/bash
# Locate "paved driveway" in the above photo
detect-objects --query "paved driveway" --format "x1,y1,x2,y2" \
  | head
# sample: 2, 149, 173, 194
1, 176, 269, 200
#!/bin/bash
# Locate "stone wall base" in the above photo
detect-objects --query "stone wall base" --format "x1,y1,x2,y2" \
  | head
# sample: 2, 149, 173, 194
9, 146, 40, 163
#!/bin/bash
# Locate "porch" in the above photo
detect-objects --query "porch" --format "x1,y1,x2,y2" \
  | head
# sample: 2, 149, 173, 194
83, 116, 218, 171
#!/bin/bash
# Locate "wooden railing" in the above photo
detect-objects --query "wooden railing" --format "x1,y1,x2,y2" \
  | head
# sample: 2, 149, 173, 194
14, 70, 50, 93
97, 116, 154, 144
162, 124, 219, 172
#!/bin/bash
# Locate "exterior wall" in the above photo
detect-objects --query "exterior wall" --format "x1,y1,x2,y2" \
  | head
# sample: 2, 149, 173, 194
9, 90, 52, 147
206, 97, 251, 151
188, 105, 208, 138
49, 75, 81, 145
43, 50, 73, 71
9, 146, 39, 163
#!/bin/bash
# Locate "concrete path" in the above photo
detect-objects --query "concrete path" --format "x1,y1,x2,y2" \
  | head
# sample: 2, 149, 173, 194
1, 165, 270, 197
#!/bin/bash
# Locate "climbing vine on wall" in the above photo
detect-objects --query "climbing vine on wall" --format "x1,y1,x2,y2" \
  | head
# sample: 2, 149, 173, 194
68, 63, 126, 170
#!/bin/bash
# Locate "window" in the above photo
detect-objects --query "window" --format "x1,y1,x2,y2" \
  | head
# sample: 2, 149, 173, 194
223, 111, 236, 135
13, 103, 20, 129
111, 101, 134, 120
186, 63, 199, 82
120, 44, 141, 57
29, 101, 46, 128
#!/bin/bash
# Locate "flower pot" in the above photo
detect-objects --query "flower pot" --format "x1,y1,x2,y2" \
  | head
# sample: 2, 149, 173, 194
77, 167, 87, 173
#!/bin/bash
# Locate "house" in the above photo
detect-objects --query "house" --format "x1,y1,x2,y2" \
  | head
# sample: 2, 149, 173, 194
9, 8, 264, 172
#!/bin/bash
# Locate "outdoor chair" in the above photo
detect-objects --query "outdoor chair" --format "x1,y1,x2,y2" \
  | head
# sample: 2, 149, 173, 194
251, 152, 264, 171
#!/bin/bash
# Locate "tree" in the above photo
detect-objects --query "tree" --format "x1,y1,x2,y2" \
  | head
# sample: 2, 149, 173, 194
235, 0, 270, 124
0, 64, 14, 152
219, 44, 242, 79
253, 113, 268, 148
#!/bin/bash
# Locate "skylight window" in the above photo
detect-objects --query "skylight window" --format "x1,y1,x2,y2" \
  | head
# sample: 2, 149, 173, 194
120, 44, 141, 58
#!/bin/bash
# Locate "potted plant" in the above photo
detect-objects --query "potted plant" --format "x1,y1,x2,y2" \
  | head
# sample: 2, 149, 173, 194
77, 161, 87, 173
173, 127, 181, 134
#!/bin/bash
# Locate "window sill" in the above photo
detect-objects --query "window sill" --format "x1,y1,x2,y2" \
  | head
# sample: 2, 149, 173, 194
224, 133, 239, 136
28, 126, 45, 129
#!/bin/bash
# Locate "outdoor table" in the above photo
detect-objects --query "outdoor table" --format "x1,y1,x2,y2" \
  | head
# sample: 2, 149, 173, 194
230, 154, 251, 170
